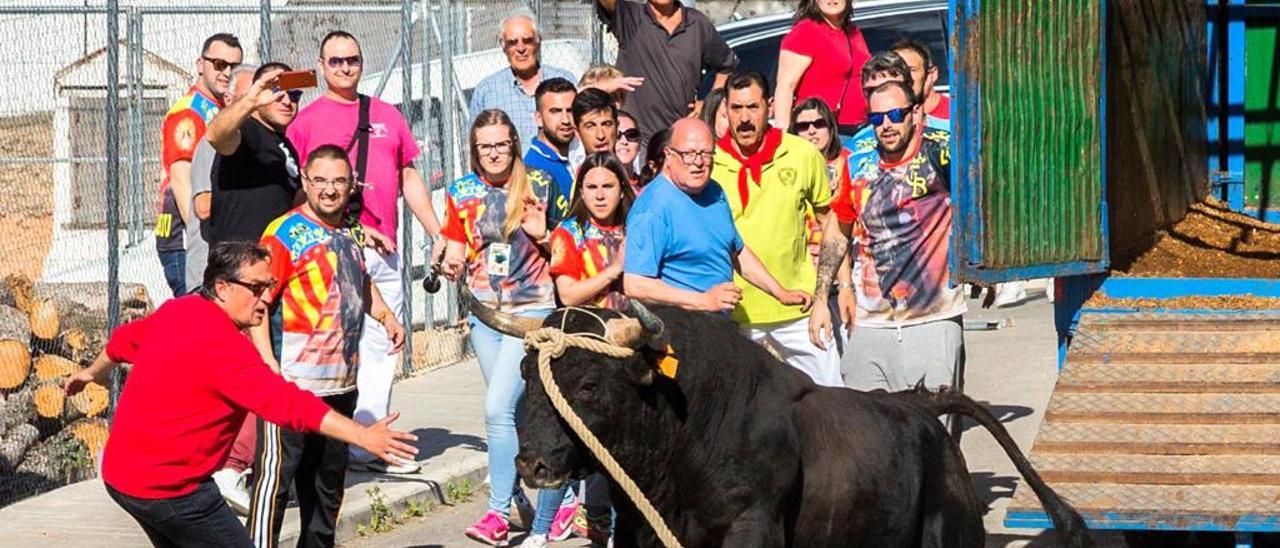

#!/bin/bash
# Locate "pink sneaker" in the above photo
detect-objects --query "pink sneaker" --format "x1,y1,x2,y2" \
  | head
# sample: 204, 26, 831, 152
548, 501, 579, 541
465, 510, 510, 546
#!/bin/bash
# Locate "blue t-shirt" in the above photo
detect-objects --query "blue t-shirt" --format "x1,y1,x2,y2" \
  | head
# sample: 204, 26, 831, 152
623, 175, 743, 293
524, 138, 573, 226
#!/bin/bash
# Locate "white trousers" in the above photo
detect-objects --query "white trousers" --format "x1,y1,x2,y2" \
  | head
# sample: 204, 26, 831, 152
350, 249, 404, 463
742, 317, 843, 387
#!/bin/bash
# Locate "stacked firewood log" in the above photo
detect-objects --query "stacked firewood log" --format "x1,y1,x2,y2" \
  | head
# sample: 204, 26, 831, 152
0, 274, 150, 506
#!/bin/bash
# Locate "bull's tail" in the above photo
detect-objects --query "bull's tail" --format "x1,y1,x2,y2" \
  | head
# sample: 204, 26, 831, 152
914, 388, 1094, 548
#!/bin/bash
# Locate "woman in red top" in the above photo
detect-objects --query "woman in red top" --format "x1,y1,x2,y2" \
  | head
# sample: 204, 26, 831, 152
773, 0, 872, 134
549, 152, 637, 310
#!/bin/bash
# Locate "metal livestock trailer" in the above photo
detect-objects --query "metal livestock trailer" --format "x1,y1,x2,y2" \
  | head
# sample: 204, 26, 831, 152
947, 0, 1280, 545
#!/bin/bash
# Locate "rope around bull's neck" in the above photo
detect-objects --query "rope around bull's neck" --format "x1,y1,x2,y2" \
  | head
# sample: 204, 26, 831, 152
524, 327, 684, 548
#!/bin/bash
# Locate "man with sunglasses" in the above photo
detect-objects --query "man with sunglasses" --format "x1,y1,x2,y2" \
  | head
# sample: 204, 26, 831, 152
286, 30, 443, 475
205, 62, 303, 250
155, 33, 243, 297
624, 118, 810, 314
470, 13, 576, 154
246, 145, 405, 548
64, 240, 417, 548
710, 71, 841, 387
810, 80, 965, 396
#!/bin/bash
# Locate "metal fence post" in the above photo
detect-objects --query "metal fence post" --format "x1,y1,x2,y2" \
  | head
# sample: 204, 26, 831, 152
399, 0, 415, 375
420, 0, 437, 331
127, 8, 144, 249
439, 0, 461, 324
259, 0, 272, 62
106, 0, 122, 415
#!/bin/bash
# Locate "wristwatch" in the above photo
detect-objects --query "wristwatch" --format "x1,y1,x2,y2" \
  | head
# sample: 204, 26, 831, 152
834, 282, 854, 290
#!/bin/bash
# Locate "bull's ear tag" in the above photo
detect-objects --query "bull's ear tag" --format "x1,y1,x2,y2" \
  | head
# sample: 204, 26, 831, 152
657, 343, 679, 379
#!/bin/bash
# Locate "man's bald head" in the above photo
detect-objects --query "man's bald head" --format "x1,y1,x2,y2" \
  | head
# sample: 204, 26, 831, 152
663, 119, 715, 194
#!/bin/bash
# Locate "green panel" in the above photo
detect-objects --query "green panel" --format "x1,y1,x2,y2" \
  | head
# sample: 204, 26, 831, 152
978, 0, 1104, 269
1245, 19, 1280, 210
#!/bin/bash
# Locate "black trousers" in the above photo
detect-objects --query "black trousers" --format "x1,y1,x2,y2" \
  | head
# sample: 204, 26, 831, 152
246, 390, 357, 548
107, 480, 252, 548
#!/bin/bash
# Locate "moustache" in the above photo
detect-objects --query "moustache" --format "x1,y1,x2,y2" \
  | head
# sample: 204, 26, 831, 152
736, 122, 756, 132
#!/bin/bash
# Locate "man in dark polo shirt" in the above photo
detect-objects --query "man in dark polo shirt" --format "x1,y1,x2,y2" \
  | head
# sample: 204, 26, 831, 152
205, 62, 302, 245
596, 0, 737, 139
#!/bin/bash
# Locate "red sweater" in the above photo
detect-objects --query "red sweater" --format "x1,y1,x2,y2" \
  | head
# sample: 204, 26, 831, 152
101, 296, 331, 499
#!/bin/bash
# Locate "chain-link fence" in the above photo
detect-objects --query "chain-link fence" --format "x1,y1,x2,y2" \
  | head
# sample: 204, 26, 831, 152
0, 0, 633, 508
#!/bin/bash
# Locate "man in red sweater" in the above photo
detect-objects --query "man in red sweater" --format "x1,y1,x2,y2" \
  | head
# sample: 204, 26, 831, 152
64, 241, 418, 548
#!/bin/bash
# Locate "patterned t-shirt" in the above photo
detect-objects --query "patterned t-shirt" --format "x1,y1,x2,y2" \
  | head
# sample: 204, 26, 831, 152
831, 127, 966, 327
549, 218, 628, 310
156, 87, 220, 251
440, 173, 556, 312
260, 207, 368, 396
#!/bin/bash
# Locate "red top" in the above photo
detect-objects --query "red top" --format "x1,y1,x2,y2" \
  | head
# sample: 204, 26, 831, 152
929, 93, 951, 120
781, 19, 872, 126
101, 296, 332, 499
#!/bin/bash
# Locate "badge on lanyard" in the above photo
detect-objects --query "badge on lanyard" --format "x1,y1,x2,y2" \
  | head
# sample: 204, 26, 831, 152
487, 243, 512, 277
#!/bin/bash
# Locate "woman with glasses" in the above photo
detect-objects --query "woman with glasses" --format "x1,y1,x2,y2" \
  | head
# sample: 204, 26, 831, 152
773, 0, 871, 134
614, 111, 644, 190
789, 97, 856, 353
438, 109, 566, 547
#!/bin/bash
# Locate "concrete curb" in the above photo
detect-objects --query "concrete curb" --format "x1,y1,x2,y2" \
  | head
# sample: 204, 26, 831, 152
280, 452, 490, 545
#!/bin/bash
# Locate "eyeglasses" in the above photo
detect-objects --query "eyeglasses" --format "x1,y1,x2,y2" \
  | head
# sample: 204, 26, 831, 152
272, 87, 304, 103
618, 128, 642, 143
667, 147, 714, 164
202, 56, 240, 72
226, 278, 276, 298
503, 36, 539, 49
793, 119, 830, 133
476, 140, 513, 156
326, 55, 362, 68
306, 176, 351, 190
868, 107, 913, 127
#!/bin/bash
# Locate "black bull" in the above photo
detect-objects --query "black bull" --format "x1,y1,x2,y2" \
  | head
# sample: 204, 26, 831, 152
467, 297, 1092, 547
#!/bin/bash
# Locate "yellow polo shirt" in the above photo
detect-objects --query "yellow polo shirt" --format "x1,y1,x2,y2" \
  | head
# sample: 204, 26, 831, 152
712, 133, 832, 325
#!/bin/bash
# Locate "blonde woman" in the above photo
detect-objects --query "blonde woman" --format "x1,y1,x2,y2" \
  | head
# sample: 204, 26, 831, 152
439, 109, 569, 546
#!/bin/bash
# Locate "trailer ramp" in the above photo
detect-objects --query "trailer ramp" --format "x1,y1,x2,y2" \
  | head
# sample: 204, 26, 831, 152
1006, 309, 1280, 532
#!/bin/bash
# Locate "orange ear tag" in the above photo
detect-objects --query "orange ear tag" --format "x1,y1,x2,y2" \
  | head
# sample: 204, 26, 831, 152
657, 344, 679, 379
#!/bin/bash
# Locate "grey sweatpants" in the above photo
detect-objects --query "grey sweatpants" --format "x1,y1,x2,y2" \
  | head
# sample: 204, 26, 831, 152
843, 316, 965, 392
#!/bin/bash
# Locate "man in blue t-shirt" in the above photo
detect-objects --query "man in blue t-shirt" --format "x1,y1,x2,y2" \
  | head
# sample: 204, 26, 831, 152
523, 77, 577, 226
623, 118, 810, 313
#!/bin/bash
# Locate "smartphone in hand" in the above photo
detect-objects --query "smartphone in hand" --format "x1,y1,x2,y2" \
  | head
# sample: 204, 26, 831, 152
277, 69, 317, 90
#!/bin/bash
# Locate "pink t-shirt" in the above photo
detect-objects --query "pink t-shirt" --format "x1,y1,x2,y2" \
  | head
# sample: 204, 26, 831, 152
780, 19, 872, 127
287, 95, 421, 246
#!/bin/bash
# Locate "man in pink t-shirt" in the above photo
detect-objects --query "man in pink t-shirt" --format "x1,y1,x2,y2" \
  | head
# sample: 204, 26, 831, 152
286, 30, 442, 474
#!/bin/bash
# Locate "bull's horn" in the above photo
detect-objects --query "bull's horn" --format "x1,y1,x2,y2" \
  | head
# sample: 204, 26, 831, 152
605, 300, 665, 348
459, 284, 541, 338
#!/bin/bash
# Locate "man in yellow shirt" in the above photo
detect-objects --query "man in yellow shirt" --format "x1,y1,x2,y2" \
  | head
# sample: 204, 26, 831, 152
711, 71, 840, 387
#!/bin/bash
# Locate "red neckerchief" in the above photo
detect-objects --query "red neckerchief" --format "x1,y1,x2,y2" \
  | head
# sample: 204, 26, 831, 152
716, 127, 784, 209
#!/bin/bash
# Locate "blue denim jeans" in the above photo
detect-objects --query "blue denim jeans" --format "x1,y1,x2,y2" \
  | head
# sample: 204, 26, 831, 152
157, 249, 187, 297
106, 480, 251, 547
469, 310, 572, 533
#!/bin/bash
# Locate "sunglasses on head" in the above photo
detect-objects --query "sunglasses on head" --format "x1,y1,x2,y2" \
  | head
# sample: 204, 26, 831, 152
325, 55, 362, 68
202, 56, 240, 72
867, 107, 913, 127
272, 87, 304, 103
793, 119, 829, 133
618, 128, 642, 142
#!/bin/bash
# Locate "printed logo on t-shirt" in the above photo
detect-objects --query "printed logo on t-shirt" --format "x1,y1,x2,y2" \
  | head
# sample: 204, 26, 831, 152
779, 167, 796, 187
280, 142, 300, 179
371, 123, 388, 138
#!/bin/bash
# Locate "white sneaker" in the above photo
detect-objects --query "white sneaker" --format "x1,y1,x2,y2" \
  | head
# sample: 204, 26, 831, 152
521, 533, 549, 547
351, 458, 421, 474
212, 467, 251, 515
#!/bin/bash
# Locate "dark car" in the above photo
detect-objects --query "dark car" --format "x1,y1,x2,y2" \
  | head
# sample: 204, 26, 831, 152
702, 0, 950, 96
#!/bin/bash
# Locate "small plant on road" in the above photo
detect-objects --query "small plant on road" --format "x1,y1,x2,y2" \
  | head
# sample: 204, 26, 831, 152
446, 477, 474, 504
358, 486, 398, 536
402, 498, 430, 519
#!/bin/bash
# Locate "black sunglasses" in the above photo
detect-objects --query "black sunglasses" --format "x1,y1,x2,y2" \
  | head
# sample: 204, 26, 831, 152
868, 107, 913, 127
618, 128, 642, 142
226, 278, 276, 298
793, 119, 830, 133
326, 55, 362, 68
272, 87, 305, 103
202, 56, 240, 72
